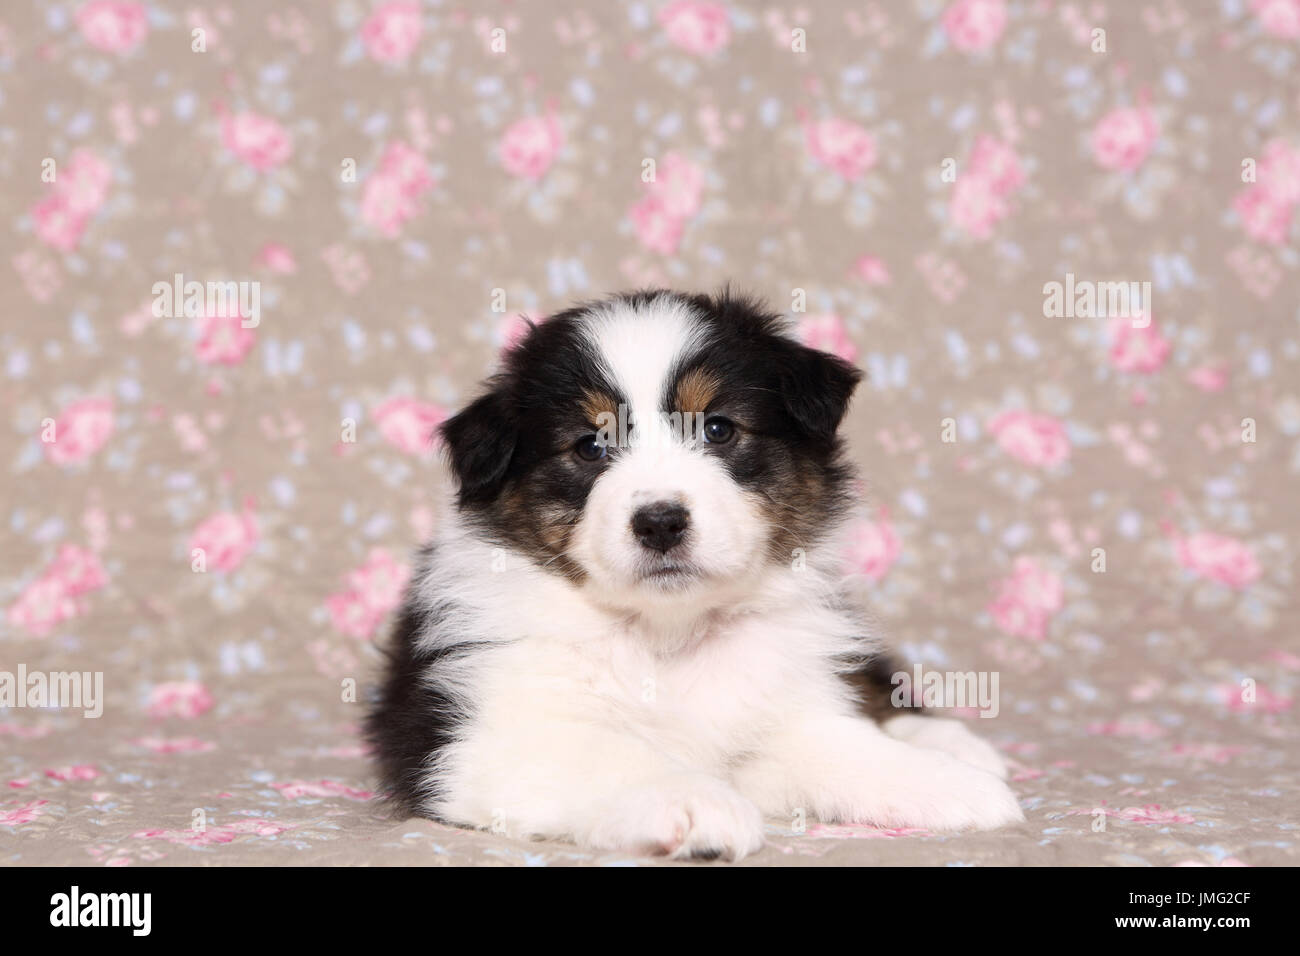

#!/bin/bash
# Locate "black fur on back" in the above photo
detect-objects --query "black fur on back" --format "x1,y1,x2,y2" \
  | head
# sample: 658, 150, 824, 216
842, 651, 928, 723
363, 557, 461, 818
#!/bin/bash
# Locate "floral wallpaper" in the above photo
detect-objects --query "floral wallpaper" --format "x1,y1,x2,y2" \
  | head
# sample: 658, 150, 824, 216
2, 0, 1297, 866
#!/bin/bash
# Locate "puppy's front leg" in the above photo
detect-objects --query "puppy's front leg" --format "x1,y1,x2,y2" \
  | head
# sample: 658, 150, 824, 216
438, 721, 765, 861
733, 712, 1024, 832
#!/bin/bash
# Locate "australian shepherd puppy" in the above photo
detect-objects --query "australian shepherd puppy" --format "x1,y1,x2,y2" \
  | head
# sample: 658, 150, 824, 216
366, 290, 1023, 861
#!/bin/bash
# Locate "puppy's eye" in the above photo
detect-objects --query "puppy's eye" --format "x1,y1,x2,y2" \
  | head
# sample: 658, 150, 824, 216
574, 435, 608, 462
702, 416, 736, 445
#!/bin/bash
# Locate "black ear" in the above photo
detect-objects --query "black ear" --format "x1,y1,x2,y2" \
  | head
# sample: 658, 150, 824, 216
439, 385, 517, 505
777, 341, 862, 443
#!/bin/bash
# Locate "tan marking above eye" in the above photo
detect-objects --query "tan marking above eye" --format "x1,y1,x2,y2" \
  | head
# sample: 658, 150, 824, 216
674, 367, 721, 414
580, 389, 619, 426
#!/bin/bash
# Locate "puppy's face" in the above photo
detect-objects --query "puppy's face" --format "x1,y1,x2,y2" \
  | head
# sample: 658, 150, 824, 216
441, 291, 860, 614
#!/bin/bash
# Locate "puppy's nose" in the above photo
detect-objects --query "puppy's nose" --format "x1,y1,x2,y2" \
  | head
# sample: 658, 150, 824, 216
631, 502, 689, 552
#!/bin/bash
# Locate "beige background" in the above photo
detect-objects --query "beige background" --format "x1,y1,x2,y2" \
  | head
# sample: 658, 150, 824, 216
2, 1, 1297, 865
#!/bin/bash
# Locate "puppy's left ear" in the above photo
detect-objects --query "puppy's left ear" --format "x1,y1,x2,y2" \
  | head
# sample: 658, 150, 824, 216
439, 384, 517, 506
777, 342, 862, 443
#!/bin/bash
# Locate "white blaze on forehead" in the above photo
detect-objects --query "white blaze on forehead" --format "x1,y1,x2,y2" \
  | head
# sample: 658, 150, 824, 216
581, 296, 706, 440
567, 296, 769, 605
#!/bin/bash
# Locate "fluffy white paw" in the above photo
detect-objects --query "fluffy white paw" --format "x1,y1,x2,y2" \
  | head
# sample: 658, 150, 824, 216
842, 746, 1025, 832
582, 773, 766, 862
883, 714, 1010, 780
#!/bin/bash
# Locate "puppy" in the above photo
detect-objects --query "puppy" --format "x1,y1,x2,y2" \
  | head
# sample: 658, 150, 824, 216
366, 290, 1023, 861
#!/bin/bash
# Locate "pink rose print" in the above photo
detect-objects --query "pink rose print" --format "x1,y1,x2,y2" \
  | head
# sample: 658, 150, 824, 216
1108, 317, 1171, 374
1232, 185, 1294, 244
989, 557, 1063, 640
361, 1, 422, 63
968, 135, 1025, 195
195, 311, 256, 365
1086, 719, 1166, 739
1174, 532, 1260, 590
60, 151, 114, 215
255, 242, 297, 274
5, 544, 106, 637
988, 410, 1071, 468
147, 681, 215, 720
31, 149, 113, 252
47, 544, 108, 596
76, 0, 148, 55
322, 243, 371, 292
133, 819, 291, 846
1066, 804, 1195, 825
325, 595, 376, 641
7, 576, 78, 637
628, 152, 704, 255
852, 255, 891, 285
373, 397, 446, 456
950, 136, 1023, 238
1187, 365, 1228, 392
326, 549, 411, 639
799, 314, 858, 363
1257, 139, 1300, 204
844, 512, 902, 583
804, 117, 877, 181
1232, 140, 1300, 243
630, 196, 685, 255
1091, 106, 1159, 172
941, 0, 1008, 53
659, 1, 731, 55
650, 153, 705, 218
272, 780, 374, 801
360, 141, 435, 237
221, 111, 292, 171
377, 140, 434, 193
1219, 683, 1292, 714
499, 113, 565, 181
1266, 649, 1300, 670
949, 174, 1008, 239
359, 176, 416, 238
1252, 0, 1300, 38
45, 765, 100, 782
0, 800, 50, 827
33, 194, 88, 252
45, 396, 114, 465
133, 736, 215, 754
189, 505, 259, 573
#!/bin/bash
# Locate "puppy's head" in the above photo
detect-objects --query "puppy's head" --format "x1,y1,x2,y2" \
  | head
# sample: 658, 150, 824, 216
441, 290, 860, 613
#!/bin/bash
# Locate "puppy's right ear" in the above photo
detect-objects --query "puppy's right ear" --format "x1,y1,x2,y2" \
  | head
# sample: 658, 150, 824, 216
439, 384, 517, 506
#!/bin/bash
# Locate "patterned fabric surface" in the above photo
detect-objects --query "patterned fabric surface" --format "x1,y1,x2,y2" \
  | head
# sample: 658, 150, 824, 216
3, 0, 1298, 866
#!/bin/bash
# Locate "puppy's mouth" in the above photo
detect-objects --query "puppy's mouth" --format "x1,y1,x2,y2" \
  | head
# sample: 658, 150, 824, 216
637, 558, 702, 586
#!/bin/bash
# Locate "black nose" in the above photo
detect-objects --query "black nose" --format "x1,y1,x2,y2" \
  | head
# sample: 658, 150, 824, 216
631, 502, 689, 552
